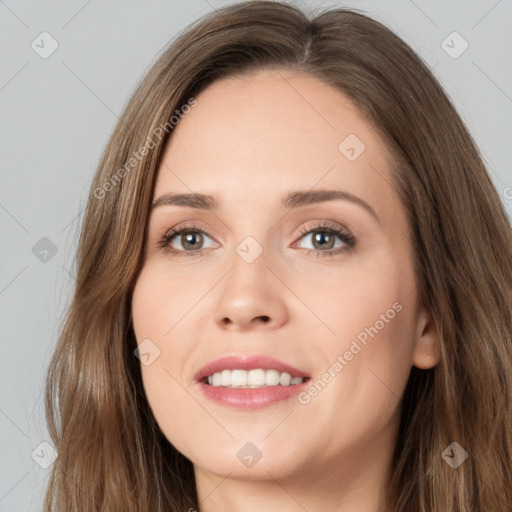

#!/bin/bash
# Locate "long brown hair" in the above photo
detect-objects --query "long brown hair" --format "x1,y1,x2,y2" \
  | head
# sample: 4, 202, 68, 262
44, 2, 512, 510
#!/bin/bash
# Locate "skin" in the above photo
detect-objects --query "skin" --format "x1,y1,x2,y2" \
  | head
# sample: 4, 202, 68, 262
131, 68, 440, 512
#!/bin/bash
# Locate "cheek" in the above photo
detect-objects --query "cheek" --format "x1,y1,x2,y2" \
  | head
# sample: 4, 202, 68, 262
293, 298, 416, 463
297, 250, 417, 419
131, 264, 185, 385
132, 265, 164, 336
131, 265, 207, 457
131, 262, 198, 339
139, 364, 208, 466
297, 249, 415, 355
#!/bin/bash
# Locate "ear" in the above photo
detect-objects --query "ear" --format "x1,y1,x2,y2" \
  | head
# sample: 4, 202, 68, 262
412, 307, 440, 369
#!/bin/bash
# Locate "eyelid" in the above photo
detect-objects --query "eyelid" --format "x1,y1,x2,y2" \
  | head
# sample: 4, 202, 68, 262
156, 222, 218, 252
293, 219, 354, 244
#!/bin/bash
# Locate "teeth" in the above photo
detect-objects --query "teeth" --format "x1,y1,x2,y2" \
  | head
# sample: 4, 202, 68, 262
205, 369, 306, 388
232, 369, 248, 387
279, 372, 291, 386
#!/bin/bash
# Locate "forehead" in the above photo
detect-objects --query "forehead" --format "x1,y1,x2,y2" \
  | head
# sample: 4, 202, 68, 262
154, 69, 398, 220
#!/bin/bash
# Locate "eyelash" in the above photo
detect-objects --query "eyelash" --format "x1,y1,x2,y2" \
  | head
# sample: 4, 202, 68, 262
156, 220, 356, 259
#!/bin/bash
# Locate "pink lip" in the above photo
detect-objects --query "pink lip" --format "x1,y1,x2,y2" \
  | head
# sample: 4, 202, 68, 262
194, 354, 311, 410
197, 380, 310, 409
194, 354, 310, 383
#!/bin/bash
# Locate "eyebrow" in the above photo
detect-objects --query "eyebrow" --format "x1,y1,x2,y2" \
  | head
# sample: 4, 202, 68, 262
151, 189, 379, 223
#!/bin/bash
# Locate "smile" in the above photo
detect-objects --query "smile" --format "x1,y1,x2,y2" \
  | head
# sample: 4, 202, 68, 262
204, 369, 307, 388
195, 354, 311, 409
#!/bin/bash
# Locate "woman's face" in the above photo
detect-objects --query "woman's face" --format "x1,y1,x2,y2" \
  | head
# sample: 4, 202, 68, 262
131, 68, 439, 483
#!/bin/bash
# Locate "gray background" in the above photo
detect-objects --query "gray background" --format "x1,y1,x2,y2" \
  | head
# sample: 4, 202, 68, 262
1, 1, 511, 510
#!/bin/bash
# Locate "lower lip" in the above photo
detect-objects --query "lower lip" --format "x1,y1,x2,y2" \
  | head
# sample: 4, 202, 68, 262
196, 380, 310, 409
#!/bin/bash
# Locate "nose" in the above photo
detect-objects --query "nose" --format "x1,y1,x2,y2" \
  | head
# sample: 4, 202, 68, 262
213, 248, 289, 332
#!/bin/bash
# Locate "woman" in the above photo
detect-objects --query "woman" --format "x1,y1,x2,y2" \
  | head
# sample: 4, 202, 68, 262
43, 1, 512, 511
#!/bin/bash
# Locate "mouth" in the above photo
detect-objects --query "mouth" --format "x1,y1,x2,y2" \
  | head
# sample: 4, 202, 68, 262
195, 354, 311, 386
194, 354, 311, 408
201, 369, 310, 388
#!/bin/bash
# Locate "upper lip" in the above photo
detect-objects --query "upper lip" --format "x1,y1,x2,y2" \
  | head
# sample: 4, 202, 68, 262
194, 354, 311, 383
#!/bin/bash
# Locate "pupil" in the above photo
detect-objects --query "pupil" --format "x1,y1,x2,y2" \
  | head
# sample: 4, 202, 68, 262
313, 231, 334, 250
183, 232, 202, 249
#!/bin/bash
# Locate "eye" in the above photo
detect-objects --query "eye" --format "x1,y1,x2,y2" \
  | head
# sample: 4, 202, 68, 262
157, 225, 217, 256
293, 220, 356, 257
156, 220, 356, 258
